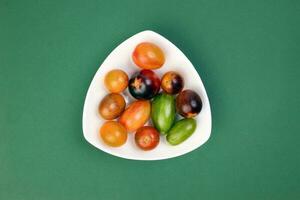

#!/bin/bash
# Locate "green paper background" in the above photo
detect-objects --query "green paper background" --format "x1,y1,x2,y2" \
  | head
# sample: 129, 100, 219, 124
1, 0, 299, 199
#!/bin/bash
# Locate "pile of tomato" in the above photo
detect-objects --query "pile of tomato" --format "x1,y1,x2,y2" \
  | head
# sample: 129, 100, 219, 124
98, 42, 202, 150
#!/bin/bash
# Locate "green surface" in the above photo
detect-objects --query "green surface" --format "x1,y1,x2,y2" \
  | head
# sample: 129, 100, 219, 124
1, 0, 299, 199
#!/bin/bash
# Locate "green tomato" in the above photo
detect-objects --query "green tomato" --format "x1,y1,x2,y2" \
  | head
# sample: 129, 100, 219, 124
151, 93, 175, 134
167, 118, 196, 145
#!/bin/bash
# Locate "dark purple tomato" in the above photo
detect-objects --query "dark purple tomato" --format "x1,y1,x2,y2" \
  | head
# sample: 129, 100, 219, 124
129, 69, 161, 100
161, 71, 184, 94
176, 90, 202, 118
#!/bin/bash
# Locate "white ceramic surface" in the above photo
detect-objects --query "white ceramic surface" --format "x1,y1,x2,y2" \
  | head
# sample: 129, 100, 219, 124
82, 30, 212, 160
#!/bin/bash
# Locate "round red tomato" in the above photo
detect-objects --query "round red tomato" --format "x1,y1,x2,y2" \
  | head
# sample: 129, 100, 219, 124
135, 126, 160, 150
132, 42, 165, 69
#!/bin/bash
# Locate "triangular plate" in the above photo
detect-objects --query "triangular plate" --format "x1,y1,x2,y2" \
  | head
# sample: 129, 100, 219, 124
82, 30, 212, 160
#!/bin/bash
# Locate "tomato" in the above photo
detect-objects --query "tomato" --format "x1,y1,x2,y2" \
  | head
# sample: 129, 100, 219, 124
166, 119, 196, 145
151, 93, 176, 134
176, 90, 202, 118
135, 126, 160, 150
98, 93, 125, 120
128, 69, 161, 100
104, 69, 128, 93
119, 100, 151, 132
132, 42, 165, 70
100, 121, 127, 147
161, 71, 184, 94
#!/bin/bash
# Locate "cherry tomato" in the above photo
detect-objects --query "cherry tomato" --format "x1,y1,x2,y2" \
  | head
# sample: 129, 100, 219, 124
161, 71, 184, 94
100, 121, 127, 147
132, 42, 165, 70
129, 69, 161, 100
135, 126, 160, 150
104, 69, 128, 93
176, 90, 202, 118
119, 100, 151, 132
98, 93, 125, 120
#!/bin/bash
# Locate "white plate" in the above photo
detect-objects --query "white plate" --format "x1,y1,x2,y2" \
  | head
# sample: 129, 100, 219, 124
82, 30, 212, 160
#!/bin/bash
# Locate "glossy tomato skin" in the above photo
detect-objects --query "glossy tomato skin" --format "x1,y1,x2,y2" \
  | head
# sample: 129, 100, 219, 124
166, 118, 196, 145
132, 42, 165, 69
98, 93, 126, 120
119, 100, 151, 132
135, 126, 160, 151
161, 71, 184, 94
176, 90, 202, 118
129, 69, 161, 100
100, 121, 127, 147
104, 69, 128, 93
151, 93, 176, 134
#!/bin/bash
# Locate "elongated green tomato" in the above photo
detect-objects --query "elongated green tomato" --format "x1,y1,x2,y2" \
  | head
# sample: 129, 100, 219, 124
167, 118, 196, 145
151, 93, 175, 134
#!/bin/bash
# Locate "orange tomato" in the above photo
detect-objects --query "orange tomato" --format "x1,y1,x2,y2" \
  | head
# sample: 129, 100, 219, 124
132, 42, 165, 70
100, 121, 127, 147
104, 69, 128, 93
119, 100, 151, 132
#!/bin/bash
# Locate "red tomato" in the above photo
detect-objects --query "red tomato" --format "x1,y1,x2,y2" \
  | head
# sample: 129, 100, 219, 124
135, 126, 160, 150
132, 42, 165, 69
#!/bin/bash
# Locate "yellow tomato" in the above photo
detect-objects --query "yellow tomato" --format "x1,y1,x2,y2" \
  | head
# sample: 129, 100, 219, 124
104, 69, 128, 93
